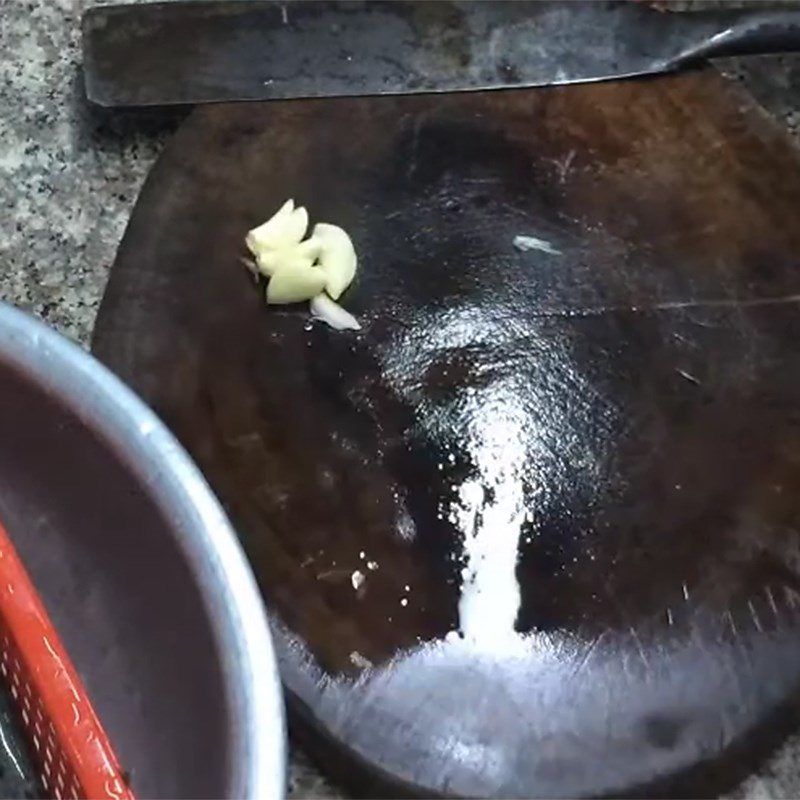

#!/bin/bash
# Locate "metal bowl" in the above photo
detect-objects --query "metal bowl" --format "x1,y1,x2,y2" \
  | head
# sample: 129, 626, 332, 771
0, 302, 285, 799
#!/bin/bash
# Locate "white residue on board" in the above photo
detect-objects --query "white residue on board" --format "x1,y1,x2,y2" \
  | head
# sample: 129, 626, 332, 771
452, 478, 524, 648
351, 570, 365, 591
449, 389, 528, 649
349, 650, 373, 669
513, 234, 561, 256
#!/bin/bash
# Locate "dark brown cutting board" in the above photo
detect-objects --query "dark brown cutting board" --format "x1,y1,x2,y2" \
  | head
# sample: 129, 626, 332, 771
93, 69, 800, 798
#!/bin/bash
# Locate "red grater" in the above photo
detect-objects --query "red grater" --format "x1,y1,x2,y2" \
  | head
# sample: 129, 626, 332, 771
0, 519, 134, 800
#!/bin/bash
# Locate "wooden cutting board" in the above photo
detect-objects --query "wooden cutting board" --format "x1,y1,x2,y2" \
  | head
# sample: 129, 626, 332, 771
92, 68, 800, 798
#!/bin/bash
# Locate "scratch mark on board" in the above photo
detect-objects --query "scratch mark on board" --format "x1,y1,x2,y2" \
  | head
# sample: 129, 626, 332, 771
629, 625, 650, 669
747, 599, 763, 632
672, 331, 698, 348
766, 585, 779, 617
551, 149, 576, 183
723, 609, 740, 639
676, 368, 701, 386
316, 569, 350, 582
785, 584, 800, 610
530, 292, 800, 322
570, 632, 606, 679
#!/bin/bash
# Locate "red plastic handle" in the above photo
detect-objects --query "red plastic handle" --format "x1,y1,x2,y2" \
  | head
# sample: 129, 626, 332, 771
0, 520, 134, 800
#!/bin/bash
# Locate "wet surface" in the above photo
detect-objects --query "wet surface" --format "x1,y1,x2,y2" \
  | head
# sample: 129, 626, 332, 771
93, 71, 800, 797
4, 0, 800, 795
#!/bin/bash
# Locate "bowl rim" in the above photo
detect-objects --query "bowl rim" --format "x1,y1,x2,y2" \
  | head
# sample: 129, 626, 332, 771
0, 301, 286, 800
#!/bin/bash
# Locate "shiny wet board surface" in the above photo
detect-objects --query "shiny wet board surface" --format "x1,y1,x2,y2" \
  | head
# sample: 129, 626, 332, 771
93, 69, 800, 797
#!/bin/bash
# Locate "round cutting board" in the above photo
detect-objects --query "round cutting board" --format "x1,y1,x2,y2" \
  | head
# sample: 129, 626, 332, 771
93, 69, 800, 798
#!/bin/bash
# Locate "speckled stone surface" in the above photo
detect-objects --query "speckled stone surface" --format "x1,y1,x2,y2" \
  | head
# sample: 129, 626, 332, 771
2, 1, 800, 797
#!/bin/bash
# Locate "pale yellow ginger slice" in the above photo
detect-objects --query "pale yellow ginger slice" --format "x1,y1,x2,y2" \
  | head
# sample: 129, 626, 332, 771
245, 202, 360, 330
256, 250, 310, 277
246, 199, 309, 256
310, 223, 357, 300
255, 237, 323, 277
266, 264, 327, 305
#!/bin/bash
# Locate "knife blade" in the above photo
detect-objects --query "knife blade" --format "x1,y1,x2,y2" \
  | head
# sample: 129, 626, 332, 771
83, 0, 800, 108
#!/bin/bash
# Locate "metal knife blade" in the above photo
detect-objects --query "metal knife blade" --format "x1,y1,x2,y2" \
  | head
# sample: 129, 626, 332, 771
82, 1, 800, 108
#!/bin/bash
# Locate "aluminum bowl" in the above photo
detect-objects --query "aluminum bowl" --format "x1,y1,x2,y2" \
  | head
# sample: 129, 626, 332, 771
0, 302, 285, 799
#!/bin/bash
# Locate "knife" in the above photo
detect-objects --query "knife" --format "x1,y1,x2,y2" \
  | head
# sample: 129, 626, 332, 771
82, 0, 800, 108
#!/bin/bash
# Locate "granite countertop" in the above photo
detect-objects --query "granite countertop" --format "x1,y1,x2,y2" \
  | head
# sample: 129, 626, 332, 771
2, 1, 800, 797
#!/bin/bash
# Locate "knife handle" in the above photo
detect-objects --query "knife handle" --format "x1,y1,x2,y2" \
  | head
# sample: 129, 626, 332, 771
666, 10, 800, 67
